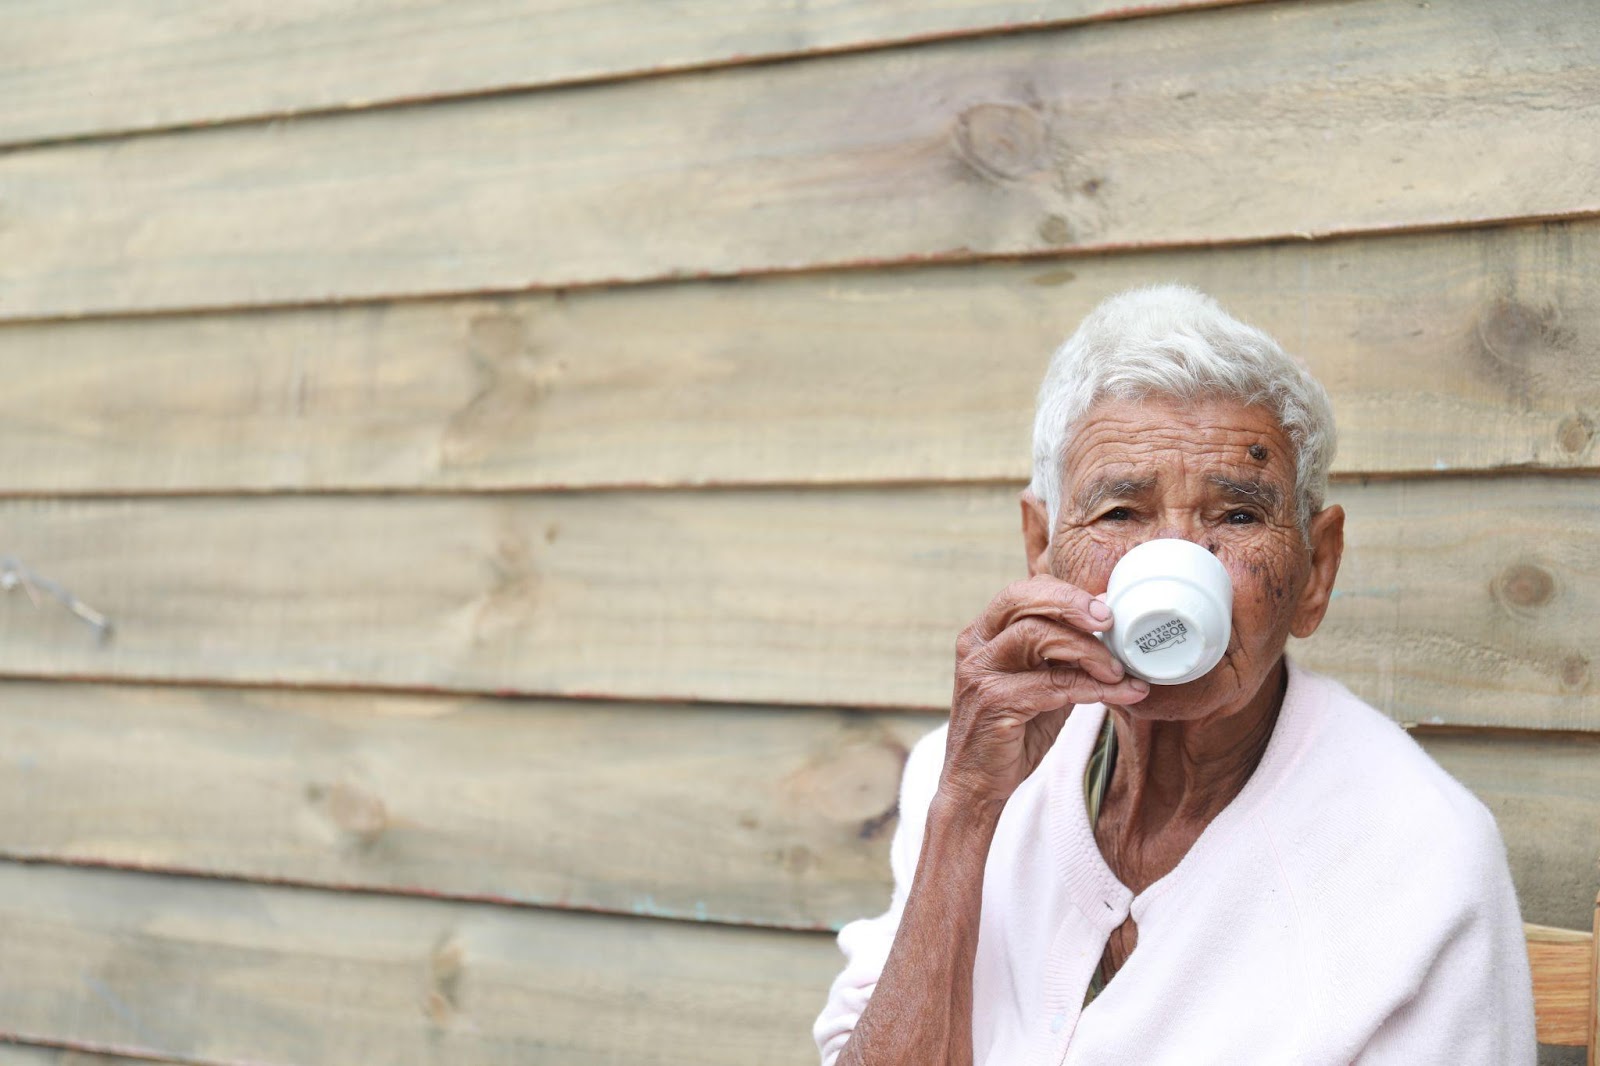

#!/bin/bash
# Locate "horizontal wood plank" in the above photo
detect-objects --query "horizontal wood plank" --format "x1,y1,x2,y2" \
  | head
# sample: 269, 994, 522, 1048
2, 219, 1596, 494
0, 681, 931, 931
1418, 731, 1600, 934
0, 867, 1582, 1066
2, 0, 1596, 319
0, 861, 836, 1066
0, 0, 1248, 148
0, 681, 1594, 935
0, 478, 1593, 729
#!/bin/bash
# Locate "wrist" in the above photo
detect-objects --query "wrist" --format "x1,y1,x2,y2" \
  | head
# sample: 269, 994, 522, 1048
928, 788, 1006, 837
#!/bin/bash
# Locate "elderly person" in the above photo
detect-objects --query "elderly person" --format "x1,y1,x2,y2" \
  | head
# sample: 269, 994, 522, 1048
813, 286, 1535, 1064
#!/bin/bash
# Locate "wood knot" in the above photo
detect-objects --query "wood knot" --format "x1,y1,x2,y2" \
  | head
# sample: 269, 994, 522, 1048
425, 936, 465, 1024
1472, 298, 1574, 402
778, 844, 817, 876
857, 802, 899, 841
1492, 563, 1557, 610
1557, 413, 1594, 455
953, 103, 1049, 181
1560, 654, 1590, 692
319, 781, 389, 842
440, 310, 565, 468
467, 509, 541, 643
783, 735, 908, 824
1477, 299, 1548, 363
468, 312, 525, 360
1037, 214, 1073, 245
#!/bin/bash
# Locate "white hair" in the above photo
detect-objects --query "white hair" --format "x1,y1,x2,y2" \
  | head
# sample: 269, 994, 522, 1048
1029, 284, 1337, 535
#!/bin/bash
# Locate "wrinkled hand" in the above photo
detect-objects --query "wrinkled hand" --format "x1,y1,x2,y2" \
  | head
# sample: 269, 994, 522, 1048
940, 575, 1149, 811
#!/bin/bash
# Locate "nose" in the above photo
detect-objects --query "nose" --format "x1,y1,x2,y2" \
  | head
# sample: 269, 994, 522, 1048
1148, 520, 1203, 545
1142, 523, 1223, 557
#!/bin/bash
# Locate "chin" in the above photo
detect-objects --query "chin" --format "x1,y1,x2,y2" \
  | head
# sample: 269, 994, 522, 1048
1110, 681, 1220, 721
1111, 657, 1260, 721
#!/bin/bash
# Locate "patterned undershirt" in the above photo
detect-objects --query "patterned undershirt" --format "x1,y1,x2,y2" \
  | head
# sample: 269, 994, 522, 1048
1081, 712, 1119, 1007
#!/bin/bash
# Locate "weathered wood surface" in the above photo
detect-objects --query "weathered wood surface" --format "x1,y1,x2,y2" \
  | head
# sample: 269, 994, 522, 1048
2, 0, 1595, 320
0, 861, 837, 1066
0, 681, 928, 931
0, 680, 1594, 933
0, 478, 1593, 727
2, 219, 1595, 495
1417, 731, 1600, 933
0, 0, 1251, 148
1312, 477, 1599, 732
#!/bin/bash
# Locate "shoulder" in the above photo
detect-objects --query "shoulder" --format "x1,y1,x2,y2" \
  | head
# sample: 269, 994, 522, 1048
1268, 667, 1534, 1053
1281, 665, 1502, 859
1265, 664, 1516, 948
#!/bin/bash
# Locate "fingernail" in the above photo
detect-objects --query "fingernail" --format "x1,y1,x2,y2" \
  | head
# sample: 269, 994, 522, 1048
1089, 599, 1111, 622
1131, 679, 1150, 694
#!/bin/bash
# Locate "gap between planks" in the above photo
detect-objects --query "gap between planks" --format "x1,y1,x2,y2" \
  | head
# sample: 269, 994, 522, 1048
0, 1036, 197, 1066
0, 853, 844, 936
0, 466, 1590, 503
0, 0, 1269, 154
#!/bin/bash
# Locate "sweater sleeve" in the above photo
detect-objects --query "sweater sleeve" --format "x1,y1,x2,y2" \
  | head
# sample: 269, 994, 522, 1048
812, 722, 948, 1066
1352, 803, 1537, 1066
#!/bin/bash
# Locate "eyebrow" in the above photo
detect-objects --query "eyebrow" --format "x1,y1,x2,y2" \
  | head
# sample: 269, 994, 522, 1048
1073, 475, 1158, 516
1209, 475, 1285, 513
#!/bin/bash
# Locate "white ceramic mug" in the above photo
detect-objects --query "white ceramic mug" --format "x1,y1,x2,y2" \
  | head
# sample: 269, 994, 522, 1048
1100, 538, 1233, 685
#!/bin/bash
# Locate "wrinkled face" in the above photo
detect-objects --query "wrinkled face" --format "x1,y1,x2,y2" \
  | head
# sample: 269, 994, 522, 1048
1042, 396, 1325, 720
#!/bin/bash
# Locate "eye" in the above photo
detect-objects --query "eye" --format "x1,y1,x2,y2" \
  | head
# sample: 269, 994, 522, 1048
1225, 510, 1258, 525
1100, 506, 1133, 522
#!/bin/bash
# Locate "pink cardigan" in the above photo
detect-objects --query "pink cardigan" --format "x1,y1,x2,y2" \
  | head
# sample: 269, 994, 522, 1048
814, 658, 1536, 1064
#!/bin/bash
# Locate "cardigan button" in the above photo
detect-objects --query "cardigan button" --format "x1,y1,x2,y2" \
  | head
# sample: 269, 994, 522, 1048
1051, 1013, 1067, 1034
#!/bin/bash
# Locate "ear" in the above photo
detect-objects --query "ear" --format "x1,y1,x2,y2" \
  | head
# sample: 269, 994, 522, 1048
1290, 504, 1345, 639
1020, 490, 1053, 577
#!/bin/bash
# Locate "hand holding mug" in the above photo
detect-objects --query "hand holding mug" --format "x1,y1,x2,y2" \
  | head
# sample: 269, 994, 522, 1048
941, 575, 1150, 811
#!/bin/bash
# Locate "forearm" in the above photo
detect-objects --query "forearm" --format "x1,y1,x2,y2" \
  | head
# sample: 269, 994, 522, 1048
836, 795, 1000, 1066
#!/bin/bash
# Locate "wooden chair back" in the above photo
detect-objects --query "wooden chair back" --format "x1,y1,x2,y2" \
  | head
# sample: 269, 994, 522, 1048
1525, 892, 1600, 1064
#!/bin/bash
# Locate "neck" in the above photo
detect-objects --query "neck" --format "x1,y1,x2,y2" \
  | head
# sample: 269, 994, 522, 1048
1098, 658, 1287, 883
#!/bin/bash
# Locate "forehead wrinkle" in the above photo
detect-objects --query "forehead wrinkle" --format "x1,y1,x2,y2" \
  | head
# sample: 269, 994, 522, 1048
1073, 473, 1158, 516
1208, 474, 1285, 512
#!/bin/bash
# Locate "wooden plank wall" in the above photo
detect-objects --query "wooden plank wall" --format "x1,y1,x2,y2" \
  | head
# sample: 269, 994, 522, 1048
0, 1, 1595, 1063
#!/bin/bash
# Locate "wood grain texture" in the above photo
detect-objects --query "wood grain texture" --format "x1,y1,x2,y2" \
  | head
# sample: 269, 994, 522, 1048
2, 219, 1596, 494
0, 680, 931, 931
0, 0, 1250, 148
0, 679, 1595, 936
1310, 476, 1600, 732
1418, 731, 1600, 933
1526, 920, 1595, 1048
0, 478, 1593, 728
2, 0, 1596, 319
1589, 893, 1600, 1066
0, 861, 837, 1066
